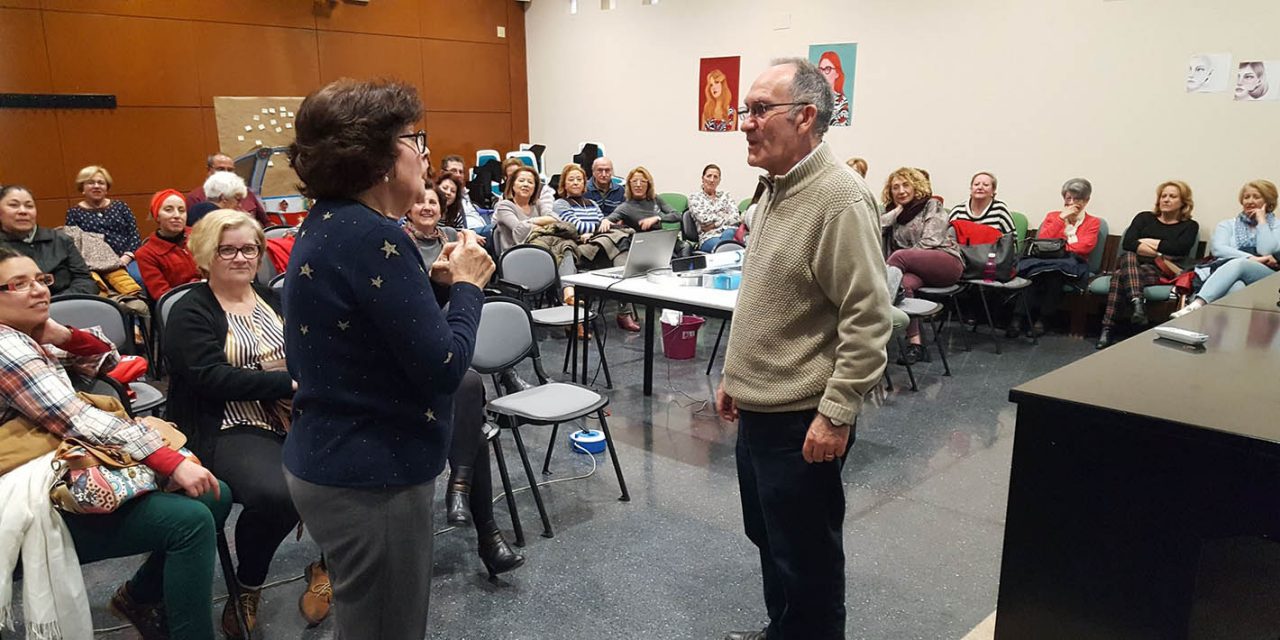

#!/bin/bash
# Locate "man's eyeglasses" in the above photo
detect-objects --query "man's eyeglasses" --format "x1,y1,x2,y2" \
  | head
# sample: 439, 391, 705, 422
737, 102, 812, 122
0, 273, 54, 293
398, 130, 429, 156
216, 244, 261, 260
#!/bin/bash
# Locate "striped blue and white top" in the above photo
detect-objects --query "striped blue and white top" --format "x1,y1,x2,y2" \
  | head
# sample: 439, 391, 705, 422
553, 197, 605, 235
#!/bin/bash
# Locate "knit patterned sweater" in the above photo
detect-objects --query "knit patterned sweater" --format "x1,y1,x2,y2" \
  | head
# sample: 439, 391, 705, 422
723, 143, 891, 424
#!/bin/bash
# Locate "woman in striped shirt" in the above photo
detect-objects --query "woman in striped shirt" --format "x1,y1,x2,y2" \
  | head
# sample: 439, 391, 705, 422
553, 163, 616, 305
948, 171, 1014, 235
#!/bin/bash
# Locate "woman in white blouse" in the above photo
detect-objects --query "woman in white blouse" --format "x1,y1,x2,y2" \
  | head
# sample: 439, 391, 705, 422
687, 164, 740, 252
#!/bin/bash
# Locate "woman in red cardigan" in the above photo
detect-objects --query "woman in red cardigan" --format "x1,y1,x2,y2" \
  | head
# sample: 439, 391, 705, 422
1012, 178, 1102, 337
134, 189, 201, 298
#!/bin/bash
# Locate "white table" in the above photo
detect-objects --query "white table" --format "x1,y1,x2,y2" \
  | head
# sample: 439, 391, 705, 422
561, 270, 738, 395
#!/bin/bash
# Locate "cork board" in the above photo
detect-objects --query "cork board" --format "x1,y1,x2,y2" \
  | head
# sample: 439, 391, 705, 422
213, 96, 304, 198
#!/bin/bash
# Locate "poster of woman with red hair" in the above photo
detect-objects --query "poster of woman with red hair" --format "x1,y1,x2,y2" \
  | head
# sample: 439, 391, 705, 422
698, 56, 740, 132
809, 43, 857, 127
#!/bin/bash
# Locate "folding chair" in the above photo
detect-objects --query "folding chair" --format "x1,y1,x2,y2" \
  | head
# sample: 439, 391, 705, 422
49, 295, 165, 415
151, 282, 203, 378
892, 297, 951, 391
472, 297, 630, 543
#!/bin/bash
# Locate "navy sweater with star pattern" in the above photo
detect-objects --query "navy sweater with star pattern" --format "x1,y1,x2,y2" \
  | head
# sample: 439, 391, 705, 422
282, 198, 484, 488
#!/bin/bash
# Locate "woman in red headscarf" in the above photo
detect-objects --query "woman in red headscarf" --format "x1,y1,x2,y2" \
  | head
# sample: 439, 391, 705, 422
818, 51, 850, 126
134, 189, 201, 298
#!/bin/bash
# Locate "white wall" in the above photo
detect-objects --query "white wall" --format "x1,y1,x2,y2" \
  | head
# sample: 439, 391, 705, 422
524, 0, 1280, 237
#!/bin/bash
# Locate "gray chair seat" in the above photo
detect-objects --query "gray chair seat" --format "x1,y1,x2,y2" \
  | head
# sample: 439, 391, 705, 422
530, 306, 598, 327
896, 298, 941, 317
963, 276, 1031, 289
487, 383, 608, 423
129, 382, 166, 414
917, 284, 964, 297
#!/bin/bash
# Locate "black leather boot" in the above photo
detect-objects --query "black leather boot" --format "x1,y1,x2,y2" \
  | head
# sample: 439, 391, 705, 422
1130, 296, 1148, 325
497, 368, 533, 394
446, 466, 472, 526
477, 524, 525, 578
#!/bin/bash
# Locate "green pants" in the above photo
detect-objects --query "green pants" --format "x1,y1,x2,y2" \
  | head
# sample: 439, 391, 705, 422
61, 482, 232, 640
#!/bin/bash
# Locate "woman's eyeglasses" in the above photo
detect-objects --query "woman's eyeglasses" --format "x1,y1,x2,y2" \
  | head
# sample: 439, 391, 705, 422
0, 273, 54, 293
216, 244, 261, 260
398, 130, 429, 156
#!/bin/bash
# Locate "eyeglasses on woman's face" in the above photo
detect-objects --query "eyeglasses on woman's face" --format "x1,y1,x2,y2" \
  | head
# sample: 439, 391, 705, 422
0, 273, 54, 293
216, 244, 261, 260
398, 130, 429, 156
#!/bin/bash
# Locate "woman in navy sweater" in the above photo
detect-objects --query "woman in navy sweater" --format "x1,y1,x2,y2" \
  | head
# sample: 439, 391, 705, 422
281, 79, 495, 640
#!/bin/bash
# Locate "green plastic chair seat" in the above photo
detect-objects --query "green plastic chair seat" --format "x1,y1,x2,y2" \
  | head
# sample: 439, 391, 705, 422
1087, 275, 1173, 302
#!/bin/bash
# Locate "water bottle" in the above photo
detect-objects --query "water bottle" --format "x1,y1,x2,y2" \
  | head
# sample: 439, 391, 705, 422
982, 252, 997, 282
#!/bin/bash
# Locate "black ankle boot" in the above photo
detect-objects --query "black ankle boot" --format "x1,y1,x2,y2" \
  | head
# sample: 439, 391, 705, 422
497, 369, 533, 394
477, 525, 525, 578
1130, 297, 1148, 325
1096, 327, 1113, 350
446, 466, 473, 526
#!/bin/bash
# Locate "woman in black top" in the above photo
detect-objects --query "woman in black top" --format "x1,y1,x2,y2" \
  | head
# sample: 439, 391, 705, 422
1097, 180, 1200, 348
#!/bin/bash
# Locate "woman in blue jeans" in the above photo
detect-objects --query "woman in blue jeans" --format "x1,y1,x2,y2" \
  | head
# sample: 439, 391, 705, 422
1173, 179, 1278, 317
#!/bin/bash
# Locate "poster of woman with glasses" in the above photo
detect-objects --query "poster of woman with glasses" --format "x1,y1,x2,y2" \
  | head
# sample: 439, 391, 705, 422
698, 56, 740, 132
809, 43, 857, 126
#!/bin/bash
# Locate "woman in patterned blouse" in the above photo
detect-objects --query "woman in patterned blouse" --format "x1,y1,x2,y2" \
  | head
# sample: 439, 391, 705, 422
64, 165, 143, 270
687, 164, 740, 252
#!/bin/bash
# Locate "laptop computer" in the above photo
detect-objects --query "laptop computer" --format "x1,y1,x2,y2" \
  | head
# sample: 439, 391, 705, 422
595, 229, 679, 279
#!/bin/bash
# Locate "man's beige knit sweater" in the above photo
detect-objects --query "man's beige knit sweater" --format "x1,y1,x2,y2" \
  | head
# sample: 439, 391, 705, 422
723, 142, 890, 425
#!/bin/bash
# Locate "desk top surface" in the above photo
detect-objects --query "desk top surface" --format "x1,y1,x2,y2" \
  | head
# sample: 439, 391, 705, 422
561, 271, 738, 312
1211, 270, 1280, 314
1013, 301, 1280, 444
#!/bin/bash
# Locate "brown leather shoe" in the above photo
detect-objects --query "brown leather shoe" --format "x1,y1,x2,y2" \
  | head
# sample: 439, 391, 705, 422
616, 313, 641, 332
299, 561, 333, 627
220, 587, 260, 639
109, 583, 168, 640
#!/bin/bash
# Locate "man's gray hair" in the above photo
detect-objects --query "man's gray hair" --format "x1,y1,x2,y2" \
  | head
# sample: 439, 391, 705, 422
770, 57, 833, 138
204, 170, 248, 201
1061, 178, 1093, 200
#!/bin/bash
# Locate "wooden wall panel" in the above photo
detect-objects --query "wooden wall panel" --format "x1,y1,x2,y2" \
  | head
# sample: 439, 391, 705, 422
506, 1, 529, 145
420, 40, 510, 112
0, 8, 53, 93
318, 31, 423, 88
56, 108, 207, 198
39, 0, 317, 29
316, 0, 419, 38
194, 23, 321, 104
427, 112, 512, 171
0, 111, 66, 198
34, 199, 72, 225
0, 0, 39, 8
43, 12, 202, 107
420, 0, 506, 43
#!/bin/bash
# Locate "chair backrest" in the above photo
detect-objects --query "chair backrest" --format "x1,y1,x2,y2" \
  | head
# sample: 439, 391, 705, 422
256, 254, 279, 286
263, 225, 292, 239
475, 149, 501, 168
49, 295, 132, 354
499, 245, 558, 297
1086, 217, 1110, 275
681, 210, 699, 244
519, 143, 547, 173
472, 297, 538, 374
658, 192, 688, 213
738, 198, 752, 213
269, 272, 286, 291
505, 150, 537, 170
1010, 211, 1029, 252
155, 281, 201, 339
713, 240, 745, 253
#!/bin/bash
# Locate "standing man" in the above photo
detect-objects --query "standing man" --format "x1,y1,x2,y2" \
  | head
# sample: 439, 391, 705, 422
584, 156, 625, 216
186, 153, 270, 224
717, 58, 891, 640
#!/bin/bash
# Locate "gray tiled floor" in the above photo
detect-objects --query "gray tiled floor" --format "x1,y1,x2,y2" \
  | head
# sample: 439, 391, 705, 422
60, 317, 1097, 639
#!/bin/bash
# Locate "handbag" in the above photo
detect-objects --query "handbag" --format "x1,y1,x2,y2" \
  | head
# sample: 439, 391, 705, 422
48, 397, 198, 515
1026, 238, 1067, 259
959, 233, 1018, 281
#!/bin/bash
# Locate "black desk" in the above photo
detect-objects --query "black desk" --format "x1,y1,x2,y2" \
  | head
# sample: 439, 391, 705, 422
1209, 270, 1280, 315
997, 297, 1280, 639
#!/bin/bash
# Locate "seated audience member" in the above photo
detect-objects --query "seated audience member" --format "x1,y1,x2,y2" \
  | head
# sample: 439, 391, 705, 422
1097, 180, 1200, 348
609, 166, 682, 231
0, 185, 98, 296
1172, 179, 1279, 318
434, 171, 467, 231
492, 165, 558, 253
585, 156, 626, 216
845, 157, 868, 178
880, 167, 963, 364
135, 189, 201, 298
406, 181, 459, 263
440, 155, 489, 232
1013, 179, 1102, 337
188, 172, 250, 227
550, 163, 632, 305
499, 157, 553, 213
164, 210, 329, 636
186, 153, 269, 224
64, 165, 143, 270
0, 245, 229, 639
948, 171, 1014, 234
687, 164, 740, 252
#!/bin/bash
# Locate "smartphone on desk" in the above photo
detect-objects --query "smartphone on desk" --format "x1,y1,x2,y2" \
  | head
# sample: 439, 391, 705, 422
670, 255, 707, 273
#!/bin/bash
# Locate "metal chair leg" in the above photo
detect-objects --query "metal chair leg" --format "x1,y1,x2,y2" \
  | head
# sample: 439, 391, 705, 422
216, 530, 250, 638
542, 423, 560, 475
976, 287, 1002, 354
592, 318, 613, 388
895, 337, 919, 391
705, 319, 728, 376
508, 420, 554, 538
489, 431, 524, 547
596, 409, 630, 501
561, 328, 573, 374
931, 315, 951, 376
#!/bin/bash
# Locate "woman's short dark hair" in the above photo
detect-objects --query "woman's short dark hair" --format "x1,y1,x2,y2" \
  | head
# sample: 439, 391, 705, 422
702, 164, 721, 176
288, 79, 423, 200
0, 184, 31, 200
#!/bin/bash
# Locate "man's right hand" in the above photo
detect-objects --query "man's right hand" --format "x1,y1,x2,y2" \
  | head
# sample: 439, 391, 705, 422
716, 381, 738, 422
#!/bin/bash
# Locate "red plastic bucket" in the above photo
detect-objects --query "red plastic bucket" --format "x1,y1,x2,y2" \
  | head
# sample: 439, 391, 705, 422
661, 315, 706, 360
